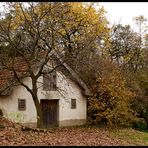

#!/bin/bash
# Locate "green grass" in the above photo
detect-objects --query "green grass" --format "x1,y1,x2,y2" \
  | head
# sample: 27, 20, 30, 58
50, 124, 148, 146
51, 123, 148, 146
108, 127, 148, 146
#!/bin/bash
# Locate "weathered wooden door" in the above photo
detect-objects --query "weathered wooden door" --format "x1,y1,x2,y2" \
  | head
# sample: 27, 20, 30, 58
41, 99, 59, 128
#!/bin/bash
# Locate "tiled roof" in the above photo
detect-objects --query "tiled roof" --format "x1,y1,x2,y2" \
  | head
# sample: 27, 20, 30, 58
0, 57, 29, 95
0, 51, 52, 95
0, 51, 92, 96
0, 70, 14, 93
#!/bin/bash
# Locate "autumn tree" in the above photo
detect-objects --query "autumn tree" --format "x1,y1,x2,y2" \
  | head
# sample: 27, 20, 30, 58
108, 16, 148, 129
0, 2, 109, 128
123, 16, 148, 129
57, 3, 110, 70
133, 15, 147, 48
87, 59, 135, 126
0, 2, 61, 128
108, 24, 143, 72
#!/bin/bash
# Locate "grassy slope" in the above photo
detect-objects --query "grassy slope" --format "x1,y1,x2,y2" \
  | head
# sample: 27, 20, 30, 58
108, 127, 148, 146
65, 125, 148, 146
1, 115, 148, 146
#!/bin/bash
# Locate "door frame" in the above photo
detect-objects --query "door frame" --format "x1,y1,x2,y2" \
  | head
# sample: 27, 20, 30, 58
40, 99, 59, 127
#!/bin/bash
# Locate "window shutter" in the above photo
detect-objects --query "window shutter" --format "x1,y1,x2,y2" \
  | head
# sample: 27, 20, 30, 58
71, 99, 76, 109
18, 99, 26, 111
43, 71, 57, 91
43, 74, 51, 91
51, 72, 57, 90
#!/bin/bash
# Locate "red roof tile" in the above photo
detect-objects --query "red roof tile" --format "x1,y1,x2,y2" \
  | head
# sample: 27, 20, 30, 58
0, 57, 30, 95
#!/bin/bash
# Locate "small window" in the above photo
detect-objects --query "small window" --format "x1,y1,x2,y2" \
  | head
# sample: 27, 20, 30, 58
18, 99, 26, 111
43, 71, 57, 91
71, 99, 76, 109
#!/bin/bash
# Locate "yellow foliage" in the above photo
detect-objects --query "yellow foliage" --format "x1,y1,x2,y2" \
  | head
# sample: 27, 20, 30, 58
1, 2, 110, 54
88, 60, 136, 126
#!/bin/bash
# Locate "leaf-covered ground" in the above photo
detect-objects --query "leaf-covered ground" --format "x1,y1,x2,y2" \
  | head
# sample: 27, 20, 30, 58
0, 116, 147, 146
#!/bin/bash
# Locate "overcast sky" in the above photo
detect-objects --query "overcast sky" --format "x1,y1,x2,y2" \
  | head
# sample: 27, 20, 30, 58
0, 2, 147, 32
98, 2, 148, 32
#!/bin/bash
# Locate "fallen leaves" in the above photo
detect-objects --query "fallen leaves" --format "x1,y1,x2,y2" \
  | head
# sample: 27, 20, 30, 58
0, 116, 131, 146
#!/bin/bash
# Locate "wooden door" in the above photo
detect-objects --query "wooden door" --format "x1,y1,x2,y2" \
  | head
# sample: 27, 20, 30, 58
41, 99, 59, 128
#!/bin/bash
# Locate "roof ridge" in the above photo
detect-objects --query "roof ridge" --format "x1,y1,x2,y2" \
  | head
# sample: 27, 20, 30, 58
51, 50, 92, 97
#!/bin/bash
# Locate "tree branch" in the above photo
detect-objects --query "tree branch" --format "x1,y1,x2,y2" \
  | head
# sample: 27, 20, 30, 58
12, 67, 33, 95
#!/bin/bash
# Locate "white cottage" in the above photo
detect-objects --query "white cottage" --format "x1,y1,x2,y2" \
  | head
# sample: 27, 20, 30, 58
0, 51, 91, 128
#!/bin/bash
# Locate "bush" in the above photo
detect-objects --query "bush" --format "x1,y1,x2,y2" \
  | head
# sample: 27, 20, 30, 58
87, 61, 136, 126
132, 121, 147, 131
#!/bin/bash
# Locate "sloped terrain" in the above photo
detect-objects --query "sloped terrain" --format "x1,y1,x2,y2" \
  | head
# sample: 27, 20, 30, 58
0, 116, 133, 146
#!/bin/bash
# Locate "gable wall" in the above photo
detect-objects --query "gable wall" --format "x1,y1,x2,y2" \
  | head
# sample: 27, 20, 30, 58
0, 77, 37, 124
0, 71, 87, 127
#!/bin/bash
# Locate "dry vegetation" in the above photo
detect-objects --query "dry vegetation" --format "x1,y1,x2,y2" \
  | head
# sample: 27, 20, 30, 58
1, 116, 148, 146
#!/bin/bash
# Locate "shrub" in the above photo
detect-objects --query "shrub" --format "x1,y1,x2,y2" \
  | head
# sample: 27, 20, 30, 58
88, 61, 136, 126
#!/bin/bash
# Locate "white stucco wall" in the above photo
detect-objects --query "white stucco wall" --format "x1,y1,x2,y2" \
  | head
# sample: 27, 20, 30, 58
0, 71, 87, 126
57, 72, 87, 122
0, 77, 37, 123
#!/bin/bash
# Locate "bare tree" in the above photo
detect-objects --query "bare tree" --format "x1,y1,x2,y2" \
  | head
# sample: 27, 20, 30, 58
0, 2, 108, 128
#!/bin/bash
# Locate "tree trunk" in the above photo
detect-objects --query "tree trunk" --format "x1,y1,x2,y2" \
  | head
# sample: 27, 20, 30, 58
32, 77, 44, 128
33, 96, 44, 128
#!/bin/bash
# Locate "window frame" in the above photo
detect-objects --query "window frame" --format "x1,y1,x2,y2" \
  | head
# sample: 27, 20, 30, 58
71, 99, 76, 109
18, 98, 26, 111
43, 71, 57, 91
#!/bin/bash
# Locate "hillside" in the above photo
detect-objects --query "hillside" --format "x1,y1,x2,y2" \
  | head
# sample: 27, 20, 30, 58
1, 116, 148, 146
